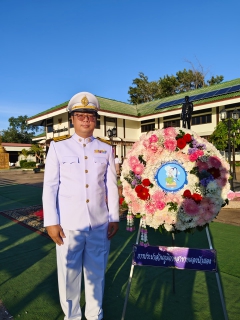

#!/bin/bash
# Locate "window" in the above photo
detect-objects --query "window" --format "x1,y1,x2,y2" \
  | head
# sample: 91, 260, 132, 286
96, 118, 100, 129
192, 114, 211, 125
163, 115, 180, 128
46, 118, 53, 133
141, 119, 155, 132
163, 120, 180, 128
68, 115, 74, 128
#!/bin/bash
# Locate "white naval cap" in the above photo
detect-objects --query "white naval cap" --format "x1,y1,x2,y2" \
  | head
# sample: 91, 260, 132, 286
66, 92, 100, 113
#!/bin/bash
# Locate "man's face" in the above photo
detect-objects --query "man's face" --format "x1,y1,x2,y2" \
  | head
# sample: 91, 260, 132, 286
71, 112, 96, 138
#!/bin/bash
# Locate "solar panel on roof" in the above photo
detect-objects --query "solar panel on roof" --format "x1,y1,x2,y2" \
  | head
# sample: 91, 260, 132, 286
156, 103, 168, 110
172, 99, 182, 105
201, 90, 218, 99
193, 93, 206, 100
189, 95, 197, 101
214, 87, 231, 96
228, 84, 240, 93
156, 83, 240, 110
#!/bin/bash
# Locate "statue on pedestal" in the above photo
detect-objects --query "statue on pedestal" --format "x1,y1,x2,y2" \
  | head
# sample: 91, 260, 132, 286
181, 96, 193, 129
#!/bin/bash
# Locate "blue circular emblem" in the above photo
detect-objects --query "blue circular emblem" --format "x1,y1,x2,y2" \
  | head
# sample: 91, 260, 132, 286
155, 161, 188, 192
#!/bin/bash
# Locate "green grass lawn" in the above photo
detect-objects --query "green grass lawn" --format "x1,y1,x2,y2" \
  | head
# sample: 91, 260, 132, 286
0, 214, 239, 320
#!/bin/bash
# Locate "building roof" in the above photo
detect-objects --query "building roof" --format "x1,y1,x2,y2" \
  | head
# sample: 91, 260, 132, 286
2, 143, 32, 147
27, 78, 240, 123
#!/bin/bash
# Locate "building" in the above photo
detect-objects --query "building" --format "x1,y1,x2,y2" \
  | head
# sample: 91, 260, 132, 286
1, 143, 36, 166
27, 78, 240, 160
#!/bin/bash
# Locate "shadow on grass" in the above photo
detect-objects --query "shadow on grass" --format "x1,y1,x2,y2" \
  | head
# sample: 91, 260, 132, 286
1, 214, 239, 320
104, 220, 227, 320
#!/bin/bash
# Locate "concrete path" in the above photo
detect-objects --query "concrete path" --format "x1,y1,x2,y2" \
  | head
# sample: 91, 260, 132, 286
0, 169, 239, 226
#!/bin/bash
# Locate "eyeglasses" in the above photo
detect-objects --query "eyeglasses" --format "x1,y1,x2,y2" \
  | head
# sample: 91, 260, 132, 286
73, 113, 96, 122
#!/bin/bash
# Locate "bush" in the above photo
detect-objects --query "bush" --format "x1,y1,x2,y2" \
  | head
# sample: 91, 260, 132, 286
20, 160, 27, 167
21, 161, 37, 168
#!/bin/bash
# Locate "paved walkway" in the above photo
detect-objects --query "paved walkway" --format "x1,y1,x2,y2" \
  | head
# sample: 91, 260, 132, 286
0, 169, 44, 188
0, 169, 239, 226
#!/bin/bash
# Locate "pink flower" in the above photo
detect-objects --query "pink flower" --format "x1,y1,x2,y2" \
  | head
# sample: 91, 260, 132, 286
176, 151, 189, 162
189, 153, 199, 162
163, 127, 177, 139
199, 198, 216, 216
149, 144, 158, 153
164, 139, 177, 151
149, 134, 158, 143
220, 168, 229, 179
196, 150, 204, 157
132, 163, 145, 175
183, 199, 200, 215
227, 191, 236, 200
208, 156, 222, 169
152, 190, 166, 202
216, 177, 228, 187
197, 217, 206, 226
132, 201, 142, 214
165, 193, 182, 205
129, 156, 139, 168
143, 140, 150, 149
155, 200, 166, 210
145, 201, 156, 214
196, 160, 209, 171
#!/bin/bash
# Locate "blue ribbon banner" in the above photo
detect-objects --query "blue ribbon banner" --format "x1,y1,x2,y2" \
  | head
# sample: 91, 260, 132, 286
132, 245, 217, 272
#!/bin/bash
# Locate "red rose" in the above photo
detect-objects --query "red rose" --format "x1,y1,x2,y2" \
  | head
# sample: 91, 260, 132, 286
177, 138, 187, 149
183, 190, 192, 198
119, 197, 124, 205
183, 133, 192, 143
142, 178, 151, 187
137, 187, 150, 200
135, 185, 143, 193
191, 193, 202, 203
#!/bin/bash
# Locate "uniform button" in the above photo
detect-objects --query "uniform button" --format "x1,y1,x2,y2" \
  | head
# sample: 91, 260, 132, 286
86, 199, 89, 203
79, 138, 82, 142
86, 184, 89, 188
85, 170, 88, 173
85, 156, 88, 159
83, 144, 86, 147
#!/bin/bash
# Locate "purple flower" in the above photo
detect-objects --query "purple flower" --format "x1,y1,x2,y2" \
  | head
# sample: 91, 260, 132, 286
188, 148, 198, 155
200, 175, 214, 187
131, 179, 137, 186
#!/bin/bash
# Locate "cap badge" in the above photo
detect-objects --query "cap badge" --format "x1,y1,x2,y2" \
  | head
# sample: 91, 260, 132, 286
81, 96, 89, 107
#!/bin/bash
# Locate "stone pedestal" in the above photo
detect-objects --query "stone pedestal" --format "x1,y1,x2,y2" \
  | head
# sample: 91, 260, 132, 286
0, 153, 9, 169
0, 141, 9, 169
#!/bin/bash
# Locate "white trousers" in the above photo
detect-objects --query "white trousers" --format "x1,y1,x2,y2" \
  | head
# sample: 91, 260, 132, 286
56, 224, 110, 320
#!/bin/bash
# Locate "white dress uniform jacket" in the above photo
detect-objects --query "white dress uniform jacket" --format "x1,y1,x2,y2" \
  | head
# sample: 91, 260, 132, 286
43, 133, 119, 230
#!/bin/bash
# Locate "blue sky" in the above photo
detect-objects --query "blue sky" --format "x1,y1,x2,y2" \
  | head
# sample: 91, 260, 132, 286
0, 0, 240, 131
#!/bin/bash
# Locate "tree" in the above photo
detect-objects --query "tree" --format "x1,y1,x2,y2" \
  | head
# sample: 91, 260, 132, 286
207, 75, 224, 86
128, 72, 161, 104
19, 148, 30, 159
209, 119, 240, 151
128, 63, 224, 104
158, 75, 179, 98
176, 68, 205, 92
1, 115, 40, 143
28, 144, 45, 163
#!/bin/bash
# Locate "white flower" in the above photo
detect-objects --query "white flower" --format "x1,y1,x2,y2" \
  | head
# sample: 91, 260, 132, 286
121, 127, 230, 233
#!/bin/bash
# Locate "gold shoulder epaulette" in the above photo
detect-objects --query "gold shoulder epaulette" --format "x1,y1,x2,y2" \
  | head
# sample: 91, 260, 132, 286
96, 137, 112, 145
53, 135, 71, 142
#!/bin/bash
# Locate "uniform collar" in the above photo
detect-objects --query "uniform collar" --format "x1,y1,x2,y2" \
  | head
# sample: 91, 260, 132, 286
72, 133, 94, 144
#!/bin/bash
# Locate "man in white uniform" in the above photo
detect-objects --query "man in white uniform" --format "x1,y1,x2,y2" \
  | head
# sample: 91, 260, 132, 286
43, 92, 119, 320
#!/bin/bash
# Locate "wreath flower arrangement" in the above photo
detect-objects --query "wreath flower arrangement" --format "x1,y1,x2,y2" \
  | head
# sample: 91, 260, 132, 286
120, 127, 230, 246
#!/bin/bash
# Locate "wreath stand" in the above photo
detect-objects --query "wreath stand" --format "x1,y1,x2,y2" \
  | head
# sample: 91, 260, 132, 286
121, 218, 229, 320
